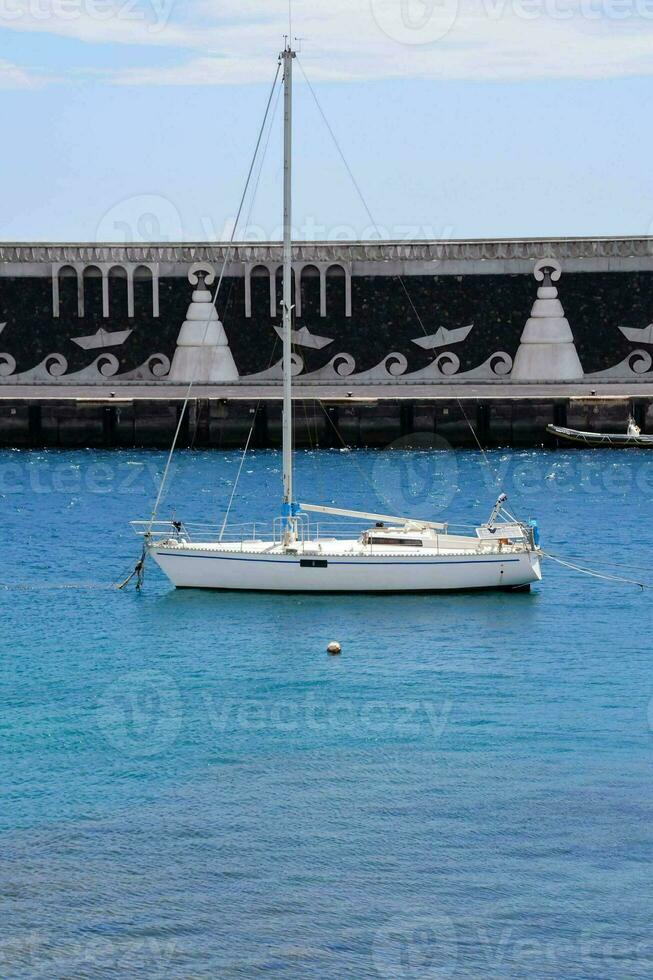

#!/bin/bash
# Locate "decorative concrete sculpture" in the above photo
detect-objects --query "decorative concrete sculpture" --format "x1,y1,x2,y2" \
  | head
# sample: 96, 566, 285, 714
511, 259, 583, 381
72, 328, 133, 350
619, 323, 653, 345
169, 264, 239, 383
412, 324, 473, 350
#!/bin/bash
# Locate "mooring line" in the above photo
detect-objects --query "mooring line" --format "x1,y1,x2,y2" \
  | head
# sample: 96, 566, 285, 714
0, 583, 119, 592
542, 552, 651, 591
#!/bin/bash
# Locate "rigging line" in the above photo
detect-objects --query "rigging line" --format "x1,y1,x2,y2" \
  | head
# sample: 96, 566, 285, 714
212, 88, 284, 536
298, 58, 506, 505
243, 71, 283, 238
146, 60, 282, 532
542, 552, 651, 591
315, 398, 417, 517
296, 56, 429, 337
456, 397, 502, 489
216, 332, 281, 531
219, 412, 259, 541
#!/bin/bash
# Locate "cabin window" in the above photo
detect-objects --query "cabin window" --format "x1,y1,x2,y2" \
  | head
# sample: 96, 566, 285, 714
368, 538, 423, 548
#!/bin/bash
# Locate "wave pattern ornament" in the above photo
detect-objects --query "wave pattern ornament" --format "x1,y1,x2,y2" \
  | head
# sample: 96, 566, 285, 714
299, 354, 356, 381
121, 354, 172, 381
405, 351, 515, 381
45, 354, 68, 378
348, 353, 409, 382
149, 354, 172, 379
244, 353, 304, 382
403, 351, 461, 380
447, 352, 514, 381
0, 354, 16, 377
0, 353, 69, 383
490, 352, 513, 376
259, 348, 520, 385
99, 355, 120, 378
434, 352, 460, 376
117, 354, 172, 381
56, 355, 119, 381
385, 353, 408, 377
0, 351, 175, 385
586, 349, 653, 380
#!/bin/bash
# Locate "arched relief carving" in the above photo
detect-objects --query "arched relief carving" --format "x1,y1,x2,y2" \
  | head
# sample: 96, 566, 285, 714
52, 264, 81, 319
244, 263, 278, 317
133, 264, 160, 318
325, 263, 352, 318
108, 265, 129, 319
51, 261, 160, 318
299, 264, 320, 320
243, 260, 352, 319
82, 265, 103, 318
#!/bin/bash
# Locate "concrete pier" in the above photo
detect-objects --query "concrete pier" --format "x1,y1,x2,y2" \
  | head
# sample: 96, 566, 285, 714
0, 382, 651, 449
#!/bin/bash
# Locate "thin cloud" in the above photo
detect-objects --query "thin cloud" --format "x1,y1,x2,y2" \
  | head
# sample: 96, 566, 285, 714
0, 59, 48, 89
2, 0, 653, 84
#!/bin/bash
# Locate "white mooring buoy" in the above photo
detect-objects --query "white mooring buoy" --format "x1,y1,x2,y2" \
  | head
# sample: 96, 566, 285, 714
327, 641, 342, 656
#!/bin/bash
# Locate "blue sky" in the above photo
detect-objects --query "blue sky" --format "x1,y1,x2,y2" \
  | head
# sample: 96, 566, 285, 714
1, 0, 652, 241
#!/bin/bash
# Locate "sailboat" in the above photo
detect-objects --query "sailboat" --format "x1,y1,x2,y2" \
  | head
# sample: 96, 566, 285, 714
132, 43, 543, 593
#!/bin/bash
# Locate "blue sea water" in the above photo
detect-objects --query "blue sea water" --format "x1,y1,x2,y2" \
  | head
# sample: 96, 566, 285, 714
1, 447, 652, 979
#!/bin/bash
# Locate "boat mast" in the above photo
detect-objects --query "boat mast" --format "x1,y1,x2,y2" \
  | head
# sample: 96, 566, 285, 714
281, 40, 296, 543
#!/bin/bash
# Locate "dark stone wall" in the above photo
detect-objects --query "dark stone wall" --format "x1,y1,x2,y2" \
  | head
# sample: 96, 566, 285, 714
0, 270, 651, 376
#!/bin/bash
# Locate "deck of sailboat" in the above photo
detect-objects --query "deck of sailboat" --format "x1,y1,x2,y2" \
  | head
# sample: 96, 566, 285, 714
152, 537, 529, 558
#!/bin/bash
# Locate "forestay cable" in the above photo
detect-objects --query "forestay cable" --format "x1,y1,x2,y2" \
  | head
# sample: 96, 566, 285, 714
297, 56, 429, 336
298, 57, 504, 493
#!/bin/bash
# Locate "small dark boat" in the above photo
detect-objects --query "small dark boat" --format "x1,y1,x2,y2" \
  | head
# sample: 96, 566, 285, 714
547, 423, 653, 447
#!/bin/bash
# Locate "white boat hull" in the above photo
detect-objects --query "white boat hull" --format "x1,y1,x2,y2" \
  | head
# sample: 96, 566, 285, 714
149, 545, 542, 593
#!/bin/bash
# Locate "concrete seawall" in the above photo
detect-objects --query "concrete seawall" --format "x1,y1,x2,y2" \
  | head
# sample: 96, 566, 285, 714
2, 237, 653, 391
1, 383, 651, 449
